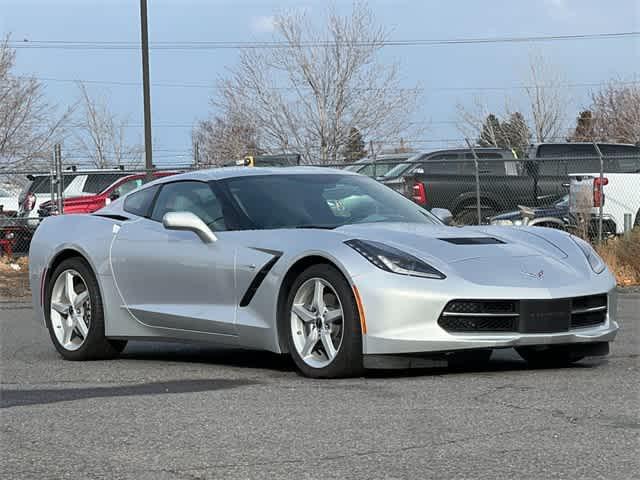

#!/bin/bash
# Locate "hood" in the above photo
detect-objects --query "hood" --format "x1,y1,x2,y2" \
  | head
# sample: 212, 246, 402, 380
335, 223, 596, 288
335, 222, 568, 264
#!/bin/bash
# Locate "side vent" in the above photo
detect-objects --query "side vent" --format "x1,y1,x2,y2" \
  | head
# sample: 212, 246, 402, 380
93, 213, 130, 222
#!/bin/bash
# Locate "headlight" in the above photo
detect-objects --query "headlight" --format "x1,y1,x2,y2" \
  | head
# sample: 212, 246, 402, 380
491, 219, 513, 226
571, 235, 606, 274
345, 239, 445, 279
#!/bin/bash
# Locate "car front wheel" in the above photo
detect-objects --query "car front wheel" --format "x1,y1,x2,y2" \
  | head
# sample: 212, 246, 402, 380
286, 264, 363, 378
516, 345, 585, 368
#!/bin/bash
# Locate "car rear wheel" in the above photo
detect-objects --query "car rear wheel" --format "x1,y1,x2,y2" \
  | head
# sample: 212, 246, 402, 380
286, 264, 363, 378
516, 345, 585, 368
45, 257, 126, 360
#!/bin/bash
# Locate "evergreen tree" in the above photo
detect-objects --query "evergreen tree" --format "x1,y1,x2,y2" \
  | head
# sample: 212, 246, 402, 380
568, 110, 596, 142
476, 113, 531, 158
501, 112, 531, 158
344, 127, 367, 162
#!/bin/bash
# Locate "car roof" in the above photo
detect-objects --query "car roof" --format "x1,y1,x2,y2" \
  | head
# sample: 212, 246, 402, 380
143, 166, 356, 186
407, 147, 515, 162
529, 142, 638, 148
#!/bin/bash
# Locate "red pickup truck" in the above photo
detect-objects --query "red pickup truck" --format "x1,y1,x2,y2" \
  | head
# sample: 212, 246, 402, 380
38, 171, 177, 216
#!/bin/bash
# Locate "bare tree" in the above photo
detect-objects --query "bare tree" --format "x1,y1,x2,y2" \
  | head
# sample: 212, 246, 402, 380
209, 2, 420, 164
0, 36, 70, 170
193, 113, 261, 166
589, 81, 640, 144
71, 83, 143, 168
523, 53, 569, 142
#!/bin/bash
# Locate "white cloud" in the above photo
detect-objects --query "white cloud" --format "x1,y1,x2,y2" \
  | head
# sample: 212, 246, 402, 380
249, 15, 276, 34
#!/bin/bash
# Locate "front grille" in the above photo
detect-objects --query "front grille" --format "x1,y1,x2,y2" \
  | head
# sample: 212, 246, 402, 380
438, 294, 607, 333
570, 294, 607, 329
438, 300, 518, 332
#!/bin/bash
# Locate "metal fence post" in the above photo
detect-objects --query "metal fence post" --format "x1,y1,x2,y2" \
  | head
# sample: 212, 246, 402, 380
593, 142, 604, 245
623, 213, 632, 239
55, 144, 63, 215
49, 150, 55, 207
465, 138, 482, 225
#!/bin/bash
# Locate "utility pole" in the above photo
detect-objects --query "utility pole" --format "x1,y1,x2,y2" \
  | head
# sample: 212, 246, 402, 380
194, 142, 200, 169
140, 0, 153, 180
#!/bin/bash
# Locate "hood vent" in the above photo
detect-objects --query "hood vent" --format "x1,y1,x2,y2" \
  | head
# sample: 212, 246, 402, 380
439, 237, 505, 245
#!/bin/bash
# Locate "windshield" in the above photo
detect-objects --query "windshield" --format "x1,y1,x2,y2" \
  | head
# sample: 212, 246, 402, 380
220, 173, 440, 229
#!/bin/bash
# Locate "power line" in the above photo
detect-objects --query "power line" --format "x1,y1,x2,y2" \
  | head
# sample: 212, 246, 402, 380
8, 31, 639, 51
22, 74, 640, 92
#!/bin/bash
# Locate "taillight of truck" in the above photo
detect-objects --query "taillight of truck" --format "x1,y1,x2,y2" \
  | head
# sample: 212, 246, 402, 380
411, 182, 427, 206
593, 177, 608, 207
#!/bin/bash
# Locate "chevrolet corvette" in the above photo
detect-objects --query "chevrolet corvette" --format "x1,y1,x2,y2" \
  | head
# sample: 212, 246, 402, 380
29, 167, 618, 377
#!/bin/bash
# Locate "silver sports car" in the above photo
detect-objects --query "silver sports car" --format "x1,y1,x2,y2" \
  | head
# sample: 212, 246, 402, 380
29, 167, 618, 378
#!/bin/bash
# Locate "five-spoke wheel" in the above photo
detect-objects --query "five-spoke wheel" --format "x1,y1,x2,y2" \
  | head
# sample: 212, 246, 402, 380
50, 269, 92, 351
45, 257, 126, 360
291, 278, 344, 369
286, 264, 363, 378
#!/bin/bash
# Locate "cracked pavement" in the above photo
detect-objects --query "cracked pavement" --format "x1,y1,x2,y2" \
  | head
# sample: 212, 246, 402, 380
1, 292, 639, 479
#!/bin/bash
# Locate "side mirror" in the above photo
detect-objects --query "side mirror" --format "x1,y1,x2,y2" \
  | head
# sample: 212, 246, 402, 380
109, 192, 120, 202
162, 211, 217, 243
431, 208, 453, 225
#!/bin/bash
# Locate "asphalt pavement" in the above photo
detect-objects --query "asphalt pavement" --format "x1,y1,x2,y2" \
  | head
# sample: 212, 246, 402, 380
1, 292, 639, 480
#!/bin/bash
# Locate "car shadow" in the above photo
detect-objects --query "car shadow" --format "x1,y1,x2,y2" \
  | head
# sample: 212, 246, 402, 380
117, 342, 606, 379
120, 341, 298, 373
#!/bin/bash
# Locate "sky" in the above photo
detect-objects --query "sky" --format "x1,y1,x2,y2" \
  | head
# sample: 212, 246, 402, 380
1, 0, 639, 165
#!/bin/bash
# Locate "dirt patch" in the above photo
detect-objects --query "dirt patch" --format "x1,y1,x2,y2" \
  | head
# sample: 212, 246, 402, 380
0, 256, 30, 299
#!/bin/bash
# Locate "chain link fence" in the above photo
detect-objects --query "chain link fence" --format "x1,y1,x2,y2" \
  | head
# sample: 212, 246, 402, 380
1, 147, 639, 298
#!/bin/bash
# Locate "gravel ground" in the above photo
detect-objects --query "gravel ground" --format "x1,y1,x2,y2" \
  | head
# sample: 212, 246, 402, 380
1, 293, 639, 480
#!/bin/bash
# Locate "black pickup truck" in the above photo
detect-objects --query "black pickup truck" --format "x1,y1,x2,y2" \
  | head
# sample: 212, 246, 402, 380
399, 143, 640, 224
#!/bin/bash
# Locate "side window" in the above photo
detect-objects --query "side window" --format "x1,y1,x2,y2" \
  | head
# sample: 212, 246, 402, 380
123, 185, 158, 217
150, 181, 226, 230
423, 154, 460, 174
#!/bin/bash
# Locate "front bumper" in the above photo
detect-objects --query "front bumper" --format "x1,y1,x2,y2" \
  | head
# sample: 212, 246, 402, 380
354, 270, 619, 355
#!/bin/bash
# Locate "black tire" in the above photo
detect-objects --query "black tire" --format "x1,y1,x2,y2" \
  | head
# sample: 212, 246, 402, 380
285, 264, 364, 378
447, 349, 492, 369
516, 345, 584, 368
45, 257, 127, 361
454, 207, 496, 226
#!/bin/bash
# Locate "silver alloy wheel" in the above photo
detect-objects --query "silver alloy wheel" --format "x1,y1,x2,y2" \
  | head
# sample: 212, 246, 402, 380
50, 269, 92, 351
290, 277, 344, 368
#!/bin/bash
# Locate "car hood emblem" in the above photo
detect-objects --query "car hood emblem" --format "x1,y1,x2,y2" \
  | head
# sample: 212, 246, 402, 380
521, 266, 544, 279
